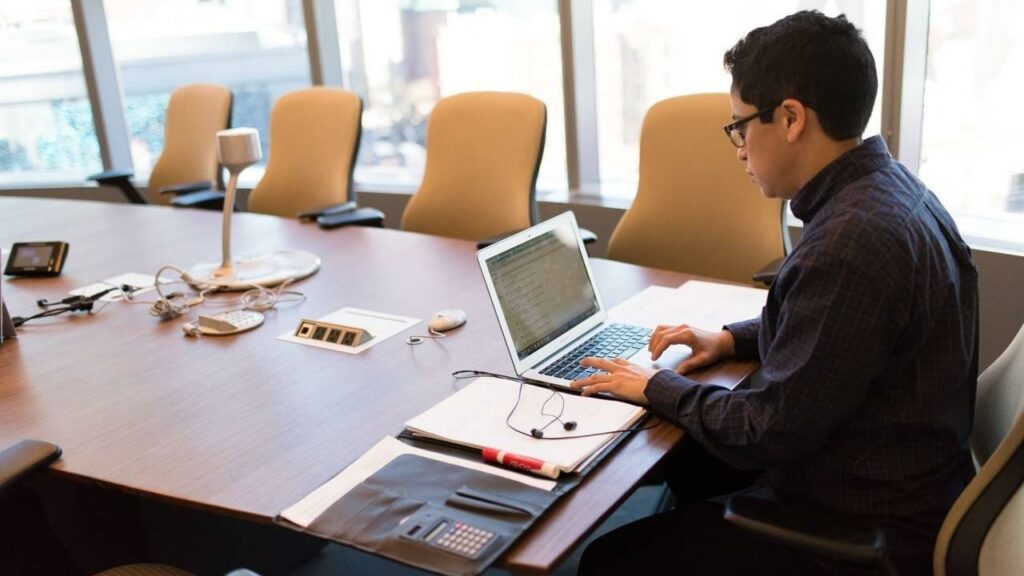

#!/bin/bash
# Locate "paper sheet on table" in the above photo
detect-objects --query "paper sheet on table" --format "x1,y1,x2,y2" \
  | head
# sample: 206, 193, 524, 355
69, 272, 162, 302
608, 280, 767, 331
279, 436, 555, 528
277, 307, 419, 353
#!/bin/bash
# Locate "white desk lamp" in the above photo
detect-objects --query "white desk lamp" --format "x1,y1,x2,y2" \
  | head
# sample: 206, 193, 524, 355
189, 128, 320, 290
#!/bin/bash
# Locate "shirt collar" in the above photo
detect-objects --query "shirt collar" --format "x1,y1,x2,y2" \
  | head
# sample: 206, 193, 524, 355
789, 135, 892, 222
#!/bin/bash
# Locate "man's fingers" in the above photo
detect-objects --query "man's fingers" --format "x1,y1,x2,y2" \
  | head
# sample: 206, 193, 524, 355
650, 326, 692, 360
580, 356, 617, 371
675, 353, 709, 374
578, 381, 614, 397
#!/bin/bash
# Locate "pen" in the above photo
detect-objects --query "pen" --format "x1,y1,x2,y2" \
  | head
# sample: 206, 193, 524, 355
482, 447, 561, 480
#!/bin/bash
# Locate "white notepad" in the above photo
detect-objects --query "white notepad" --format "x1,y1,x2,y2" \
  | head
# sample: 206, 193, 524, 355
404, 377, 646, 473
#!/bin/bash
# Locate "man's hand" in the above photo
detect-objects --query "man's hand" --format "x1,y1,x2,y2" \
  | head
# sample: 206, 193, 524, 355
649, 324, 736, 374
571, 357, 656, 404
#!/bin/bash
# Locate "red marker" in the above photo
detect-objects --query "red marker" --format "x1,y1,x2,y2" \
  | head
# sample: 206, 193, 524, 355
482, 447, 560, 480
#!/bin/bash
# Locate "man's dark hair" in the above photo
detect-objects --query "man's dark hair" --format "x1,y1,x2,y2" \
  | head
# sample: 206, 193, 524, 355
724, 11, 877, 140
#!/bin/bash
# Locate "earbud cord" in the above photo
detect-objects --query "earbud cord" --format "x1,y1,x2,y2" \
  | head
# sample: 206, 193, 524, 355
451, 369, 658, 440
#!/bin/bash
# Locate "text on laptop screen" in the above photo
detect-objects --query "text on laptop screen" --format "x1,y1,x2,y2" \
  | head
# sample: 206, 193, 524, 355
485, 225, 599, 360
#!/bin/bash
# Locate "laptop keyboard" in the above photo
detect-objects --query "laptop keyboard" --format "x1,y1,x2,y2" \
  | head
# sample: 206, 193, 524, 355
539, 323, 652, 381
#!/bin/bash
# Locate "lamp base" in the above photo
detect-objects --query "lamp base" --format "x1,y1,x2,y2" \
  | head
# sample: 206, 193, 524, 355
190, 249, 320, 291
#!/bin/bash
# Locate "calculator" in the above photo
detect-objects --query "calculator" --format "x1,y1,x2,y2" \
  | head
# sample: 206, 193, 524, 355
399, 510, 499, 560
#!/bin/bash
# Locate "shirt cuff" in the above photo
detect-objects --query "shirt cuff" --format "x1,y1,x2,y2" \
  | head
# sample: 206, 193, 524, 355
645, 369, 699, 418
725, 318, 760, 360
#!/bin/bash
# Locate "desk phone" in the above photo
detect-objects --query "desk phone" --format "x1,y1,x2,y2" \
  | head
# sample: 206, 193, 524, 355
183, 310, 264, 336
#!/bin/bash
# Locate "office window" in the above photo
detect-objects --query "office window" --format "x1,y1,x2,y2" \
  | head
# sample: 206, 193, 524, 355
590, 0, 886, 198
334, 0, 567, 192
918, 0, 1024, 250
105, 0, 310, 176
0, 1, 101, 183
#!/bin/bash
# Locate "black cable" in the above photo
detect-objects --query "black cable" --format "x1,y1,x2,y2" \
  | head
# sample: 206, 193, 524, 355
451, 369, 659, 440
12, 286, 119, 327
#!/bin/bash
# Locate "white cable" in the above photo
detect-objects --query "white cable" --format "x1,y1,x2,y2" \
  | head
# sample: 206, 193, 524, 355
239, 279, 305, 311
150, 265, 217, 320
406, 329, 447, 345
148, 265, 305, 320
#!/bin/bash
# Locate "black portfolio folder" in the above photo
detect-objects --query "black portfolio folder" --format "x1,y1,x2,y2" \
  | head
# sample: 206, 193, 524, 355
275, 419, 649, 575
279, 454, 558, 576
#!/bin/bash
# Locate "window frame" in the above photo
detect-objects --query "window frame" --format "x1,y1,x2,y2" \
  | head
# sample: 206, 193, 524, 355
30, 0, 1024, 253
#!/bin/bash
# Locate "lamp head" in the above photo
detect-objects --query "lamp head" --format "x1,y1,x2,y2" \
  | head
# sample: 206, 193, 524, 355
217, 128, 262, 174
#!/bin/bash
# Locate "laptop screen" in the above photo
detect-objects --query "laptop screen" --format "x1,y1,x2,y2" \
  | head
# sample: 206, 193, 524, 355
484, 219, 599, 360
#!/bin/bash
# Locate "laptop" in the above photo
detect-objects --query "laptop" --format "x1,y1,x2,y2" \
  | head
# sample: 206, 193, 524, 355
477, 211, 687, 390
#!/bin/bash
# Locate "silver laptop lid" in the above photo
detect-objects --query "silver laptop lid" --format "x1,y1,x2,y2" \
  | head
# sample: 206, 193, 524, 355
477, 211, 607, 376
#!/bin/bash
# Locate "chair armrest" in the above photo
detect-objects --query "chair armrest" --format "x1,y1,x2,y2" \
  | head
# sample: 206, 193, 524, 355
170, 190, 227, 211
476, 230, 519, 249
157, 180, 215, 196
753, 257, 785, 286
0, 440, 61, 495
86, 170, 135, 184
87, 170, 148, 204
476, 226, 599, 249
298, 200, 357, 221
317, 207, 385, 229
724, 494, 887, 566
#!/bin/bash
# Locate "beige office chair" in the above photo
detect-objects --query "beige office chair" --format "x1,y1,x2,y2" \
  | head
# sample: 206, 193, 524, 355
606, 93, 785, 285
248, 87, 382, 227
89, 84, 232, 208
934, 322, 1024, 576
723, 321, 1024, 575
399, 91, 549, 243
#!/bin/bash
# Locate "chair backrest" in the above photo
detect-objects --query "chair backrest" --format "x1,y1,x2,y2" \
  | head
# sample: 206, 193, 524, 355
247, 87, 363, 218
935, 323, 1024, 576
606, 93, 784, 284
147, 84, 232, 205
400, 91, 545, 241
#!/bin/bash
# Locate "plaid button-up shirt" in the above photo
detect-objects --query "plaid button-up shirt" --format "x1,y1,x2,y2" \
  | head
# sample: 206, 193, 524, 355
646, 136, 978, 521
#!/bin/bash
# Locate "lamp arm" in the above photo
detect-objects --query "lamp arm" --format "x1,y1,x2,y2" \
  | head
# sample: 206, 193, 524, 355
216, 171, 240, 278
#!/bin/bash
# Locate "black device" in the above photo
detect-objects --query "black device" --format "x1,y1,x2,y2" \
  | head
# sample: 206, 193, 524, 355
1, 298, 14, 342
4, 242, 69, 276
12, 286, 117, 328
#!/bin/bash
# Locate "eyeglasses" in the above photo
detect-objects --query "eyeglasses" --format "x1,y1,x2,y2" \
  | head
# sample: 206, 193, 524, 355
722, 102, 781, 148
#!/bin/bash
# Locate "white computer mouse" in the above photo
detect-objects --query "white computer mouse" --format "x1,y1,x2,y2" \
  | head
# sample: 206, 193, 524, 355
428, 308, 467, 332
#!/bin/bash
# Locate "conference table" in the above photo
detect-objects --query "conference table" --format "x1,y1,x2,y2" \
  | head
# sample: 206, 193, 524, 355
0, 197, 756, 573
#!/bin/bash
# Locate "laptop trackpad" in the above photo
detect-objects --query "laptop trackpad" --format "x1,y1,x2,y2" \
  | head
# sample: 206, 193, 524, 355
629, 346, 691, 373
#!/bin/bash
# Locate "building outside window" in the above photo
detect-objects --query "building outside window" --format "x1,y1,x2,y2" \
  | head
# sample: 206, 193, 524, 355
0, 1, 101, 184
590, 0, 886, 198
918, 0, 1024, 251
105, 0, 310, 178
334, 0, 567, 192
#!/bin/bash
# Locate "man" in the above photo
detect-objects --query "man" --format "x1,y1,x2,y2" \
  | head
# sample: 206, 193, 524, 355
574, 11, 977, 576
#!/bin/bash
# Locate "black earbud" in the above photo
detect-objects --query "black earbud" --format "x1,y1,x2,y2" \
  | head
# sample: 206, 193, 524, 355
530, 428, 544, 438
563, 420, 577, 431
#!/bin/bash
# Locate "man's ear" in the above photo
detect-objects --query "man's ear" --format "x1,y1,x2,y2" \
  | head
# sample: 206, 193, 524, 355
780, 98, 808, 143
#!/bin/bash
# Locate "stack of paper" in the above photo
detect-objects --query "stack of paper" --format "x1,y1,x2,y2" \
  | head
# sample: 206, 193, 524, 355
404, 377, 645, 474
608, 280, 767, 330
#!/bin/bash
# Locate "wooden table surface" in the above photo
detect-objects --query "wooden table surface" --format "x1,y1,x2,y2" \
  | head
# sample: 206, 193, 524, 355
0, 197, 756, 573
